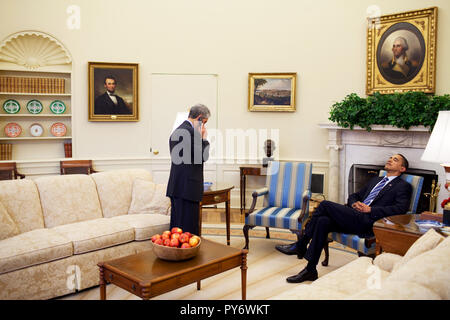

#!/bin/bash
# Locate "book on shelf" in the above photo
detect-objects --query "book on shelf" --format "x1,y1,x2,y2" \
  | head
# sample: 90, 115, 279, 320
0, 76, 66, 94
0, 143, 12, 160
64, 142, 72, 158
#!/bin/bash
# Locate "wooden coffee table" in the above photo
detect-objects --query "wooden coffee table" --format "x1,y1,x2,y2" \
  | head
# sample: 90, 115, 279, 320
98, 239, 248, 300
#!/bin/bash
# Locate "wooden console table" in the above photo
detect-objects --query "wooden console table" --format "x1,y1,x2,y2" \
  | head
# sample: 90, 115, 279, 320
199, 185, 234, 245
239, 165, 266, 215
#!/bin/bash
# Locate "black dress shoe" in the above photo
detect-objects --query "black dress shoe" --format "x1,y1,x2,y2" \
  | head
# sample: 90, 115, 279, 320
286, 268, 318, 283
275, 243, 306, 259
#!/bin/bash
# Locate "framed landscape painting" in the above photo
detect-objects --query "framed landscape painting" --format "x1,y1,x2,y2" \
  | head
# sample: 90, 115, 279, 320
88, 62, 139, 121
366, 7, 437, 94
248, 73, 296, 112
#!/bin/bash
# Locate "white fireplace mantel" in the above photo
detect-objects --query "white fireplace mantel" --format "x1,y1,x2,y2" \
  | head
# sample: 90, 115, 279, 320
318, 123, 445, 212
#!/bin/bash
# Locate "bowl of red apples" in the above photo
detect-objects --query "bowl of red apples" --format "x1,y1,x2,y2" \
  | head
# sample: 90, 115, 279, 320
150, 227, 201, 261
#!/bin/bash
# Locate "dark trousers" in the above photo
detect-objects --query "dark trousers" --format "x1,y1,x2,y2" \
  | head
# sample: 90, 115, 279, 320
169, 196, 200, 235
299, 200, 374, 268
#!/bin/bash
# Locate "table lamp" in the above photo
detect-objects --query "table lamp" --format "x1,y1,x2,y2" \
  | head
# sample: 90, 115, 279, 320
421, 110, 450, 223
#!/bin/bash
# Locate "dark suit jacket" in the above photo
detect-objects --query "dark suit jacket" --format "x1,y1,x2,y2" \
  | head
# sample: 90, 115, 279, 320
94, 92, 132, 115
347, 175, 412, 222
166, 120, 210, 202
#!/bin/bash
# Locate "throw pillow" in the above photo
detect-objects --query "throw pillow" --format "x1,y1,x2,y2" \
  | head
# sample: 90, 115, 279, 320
373, 253, 402, 273
393, 228, 444, 272
0, 200, 19, 240
128, 179, 171, 215
387, 236, 450, 299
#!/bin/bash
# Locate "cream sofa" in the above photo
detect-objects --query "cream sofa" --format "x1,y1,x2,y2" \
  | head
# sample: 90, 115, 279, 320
0, 169, 171, 300
271, 228, 450, 300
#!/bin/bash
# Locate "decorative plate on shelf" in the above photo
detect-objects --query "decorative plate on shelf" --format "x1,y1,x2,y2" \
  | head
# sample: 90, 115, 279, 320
29, 123, 44, 137
26, 100, 43, 114
4, 122, 22, 137
49, 100, 66, 114
3, 99, 20, 114
50, 122, 67, 137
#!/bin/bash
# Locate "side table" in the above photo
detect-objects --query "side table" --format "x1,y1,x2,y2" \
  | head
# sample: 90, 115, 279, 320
199, 185, 234, 245
373, 213, 445, 256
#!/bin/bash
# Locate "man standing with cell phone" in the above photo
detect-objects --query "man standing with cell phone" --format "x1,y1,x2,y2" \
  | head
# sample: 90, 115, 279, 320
166, 104, 210, 234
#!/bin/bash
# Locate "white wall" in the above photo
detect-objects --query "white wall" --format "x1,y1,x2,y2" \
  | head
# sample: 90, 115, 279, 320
1, 0, 449, 162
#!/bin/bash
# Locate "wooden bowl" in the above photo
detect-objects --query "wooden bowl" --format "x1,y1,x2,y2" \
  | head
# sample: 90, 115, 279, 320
151, 238, 201, 261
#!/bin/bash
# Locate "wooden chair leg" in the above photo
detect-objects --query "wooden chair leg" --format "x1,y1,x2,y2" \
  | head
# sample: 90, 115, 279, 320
243, 225, 254, 249
321, 238, 332, 267
265, 227, 270, 239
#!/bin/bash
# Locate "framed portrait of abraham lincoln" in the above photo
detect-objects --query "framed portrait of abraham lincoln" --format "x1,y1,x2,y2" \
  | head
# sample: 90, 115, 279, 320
366, 7, 437, 95
88, 62, 139, 121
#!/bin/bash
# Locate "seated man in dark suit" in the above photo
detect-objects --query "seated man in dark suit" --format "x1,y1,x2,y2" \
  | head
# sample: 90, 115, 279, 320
94, 75, 132, 115
276, 154, 412, 283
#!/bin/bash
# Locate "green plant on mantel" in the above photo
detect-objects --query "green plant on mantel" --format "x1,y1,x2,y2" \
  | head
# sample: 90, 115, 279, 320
329, 91, 450, 132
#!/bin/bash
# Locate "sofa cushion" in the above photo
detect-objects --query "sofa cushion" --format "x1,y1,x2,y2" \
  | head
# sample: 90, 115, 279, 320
349, 280, 441, 300
373, 253, 402, 273
51, 218, 135, 254
128, 179, 171, 215
387, 236, 450, 299
0, 228, 73, 274
110, 213, 170, 241
311, 257, 390, 295
0, 201, 19, 240
393, 228, 444, 271
0, 179, 44, 233
35, 175, 103, 228
91, 169, 153, 218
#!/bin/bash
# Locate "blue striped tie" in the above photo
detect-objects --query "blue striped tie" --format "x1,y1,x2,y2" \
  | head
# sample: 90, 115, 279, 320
363, 177, 389, 205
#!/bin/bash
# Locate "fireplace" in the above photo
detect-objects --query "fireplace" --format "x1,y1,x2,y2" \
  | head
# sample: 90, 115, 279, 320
348, 164, 438, 213
319, 123, 447, 213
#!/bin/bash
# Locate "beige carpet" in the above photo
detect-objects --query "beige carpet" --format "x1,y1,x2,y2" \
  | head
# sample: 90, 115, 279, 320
59, 224, 358, 300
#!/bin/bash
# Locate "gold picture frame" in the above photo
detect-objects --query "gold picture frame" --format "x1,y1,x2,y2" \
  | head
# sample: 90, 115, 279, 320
248, 73, 296, 112
366, 7, 437, 95
88, 62, 139, 121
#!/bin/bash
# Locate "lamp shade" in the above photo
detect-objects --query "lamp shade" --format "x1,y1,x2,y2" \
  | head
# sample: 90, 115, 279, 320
421, 110, 450, 165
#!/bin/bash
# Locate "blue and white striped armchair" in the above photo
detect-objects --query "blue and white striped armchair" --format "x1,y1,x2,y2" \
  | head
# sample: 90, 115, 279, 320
321, 170, 424, 266
243, 161, 312, 249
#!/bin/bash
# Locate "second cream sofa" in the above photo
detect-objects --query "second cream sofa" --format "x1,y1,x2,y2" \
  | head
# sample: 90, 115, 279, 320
0, 168, 171, 300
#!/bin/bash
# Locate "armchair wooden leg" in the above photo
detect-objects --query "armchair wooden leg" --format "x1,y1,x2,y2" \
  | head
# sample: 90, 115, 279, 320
321, 238, 332, 267
243, 225, 254, 249
265, 227, 270, 239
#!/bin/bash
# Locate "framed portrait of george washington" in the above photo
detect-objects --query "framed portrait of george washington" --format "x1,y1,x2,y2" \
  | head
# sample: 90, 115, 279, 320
88, 62, 139, 121
366, 7, 437, 95
248, 73, 296, 112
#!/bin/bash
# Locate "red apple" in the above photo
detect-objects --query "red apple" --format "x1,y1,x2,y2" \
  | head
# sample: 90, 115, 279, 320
169, 238, 180, 247
154, 238, 163, 245
163, 239, 171, 246
161, 234, 170, 241
179, 233, 190, 243
189, 236, 200, 247
181, 243, 191, 249
184, 232, 192, 238
151, 234, 161, 242
162, 230, 171, 236
171, 233, 181, 240
171, 227, 183, 234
